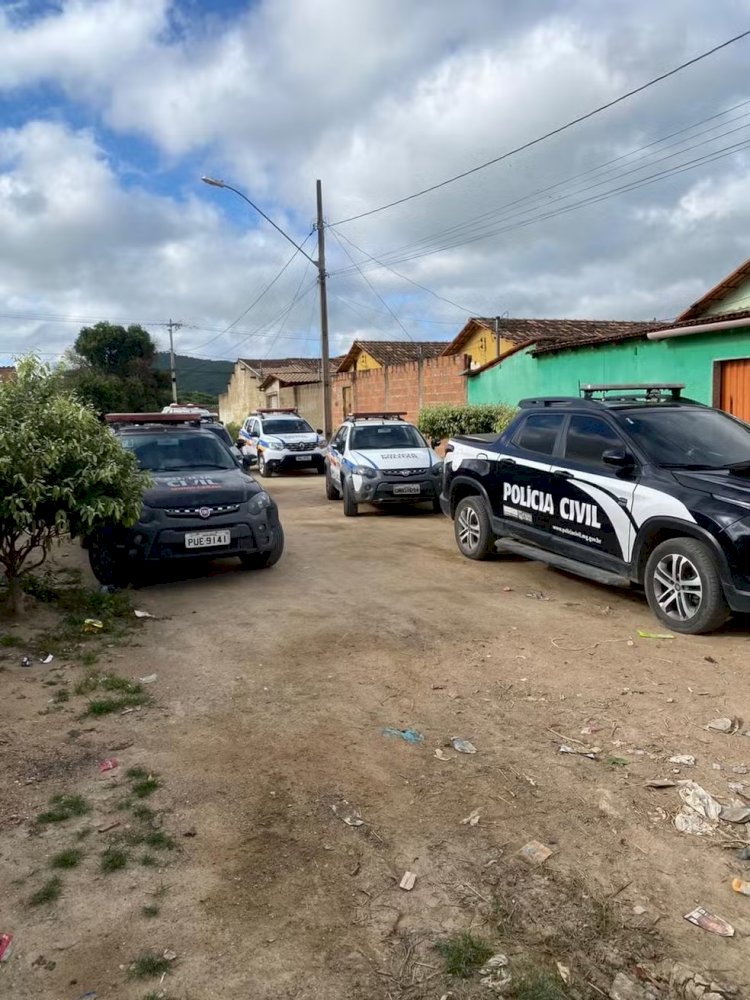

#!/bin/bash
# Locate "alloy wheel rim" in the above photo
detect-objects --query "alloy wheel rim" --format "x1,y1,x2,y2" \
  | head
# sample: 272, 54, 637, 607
457, 505, 481, 550
653, 553, 703, 621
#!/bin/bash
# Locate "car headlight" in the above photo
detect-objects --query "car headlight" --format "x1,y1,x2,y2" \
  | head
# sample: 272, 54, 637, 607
265, 439, 284, 450
247, 491, 273, 514
353, 465, 378, 479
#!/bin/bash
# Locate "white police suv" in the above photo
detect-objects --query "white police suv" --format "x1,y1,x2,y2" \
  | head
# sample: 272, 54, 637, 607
441, 383, 750, 634
325, 412, 443, 516
237, 408, 326, 477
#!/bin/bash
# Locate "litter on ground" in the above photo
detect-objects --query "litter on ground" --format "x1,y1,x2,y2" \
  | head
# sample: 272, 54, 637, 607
134, 610, 154, 619
637, 629, 674, 639
560, 744, 600, 759
706, 717, 742, 734
683, 906, 734, 937
0, 933, 12, 962
83, 618, 103, 632
331, 799, 364, 827
399, 871, 417, 891
519, 840, 553, 865
39, 653, 53, 664
461, 808, 481, 826
674, 781, 722, 836
478, 953, 511, 991
98, 758, 118, 773
433, 748, 452, 761
731, 878, 750, 895
382, 727, 424, 744
451, 737, 477, 754
139, 673, 158, 684
669, 755, 696, 767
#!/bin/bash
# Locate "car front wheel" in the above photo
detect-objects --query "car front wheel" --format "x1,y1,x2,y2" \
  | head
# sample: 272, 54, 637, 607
644, 537, 729, 634
343, 478, 358, 517
88, 530, 131, 588
454, 495, 495, 560
240, 525, 285, 570
258, 453, 272, 477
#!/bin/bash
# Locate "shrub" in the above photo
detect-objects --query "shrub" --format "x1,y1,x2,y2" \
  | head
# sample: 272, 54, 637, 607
418, 403, 517, 442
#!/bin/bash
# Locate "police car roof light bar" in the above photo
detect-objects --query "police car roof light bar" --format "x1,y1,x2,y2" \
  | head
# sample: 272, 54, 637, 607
581, 382, 684, 400
255, 407, 299, 414
347, 411, 406, 420
104, 412, 204, 425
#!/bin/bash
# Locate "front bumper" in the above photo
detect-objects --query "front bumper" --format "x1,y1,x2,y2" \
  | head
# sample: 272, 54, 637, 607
261, 448, 325, 471
352, 476, 441, 504
118, 506, 281, 563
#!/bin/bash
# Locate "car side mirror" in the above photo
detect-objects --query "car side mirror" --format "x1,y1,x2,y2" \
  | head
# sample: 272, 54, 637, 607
316, 428, 324, 435
602, 448, 635, 468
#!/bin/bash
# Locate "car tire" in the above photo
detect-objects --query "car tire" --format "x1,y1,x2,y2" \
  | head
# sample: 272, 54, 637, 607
454, 495, 495, 560
325, 468, 340, 500
343, 478, 358, 517
644, 537, 729, 634
258, 454, 272, 478
240, 525, 285, 570
87, 531, 130, 588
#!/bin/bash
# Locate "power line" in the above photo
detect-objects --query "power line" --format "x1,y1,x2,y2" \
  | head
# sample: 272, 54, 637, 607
330, 28, 750, 226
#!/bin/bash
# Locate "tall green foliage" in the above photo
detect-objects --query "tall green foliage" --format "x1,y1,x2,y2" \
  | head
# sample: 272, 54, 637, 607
418, 403, 517, 441
0, 359, 148, 612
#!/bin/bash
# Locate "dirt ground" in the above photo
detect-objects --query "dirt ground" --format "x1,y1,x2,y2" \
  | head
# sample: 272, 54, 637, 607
2, 473, 750, 999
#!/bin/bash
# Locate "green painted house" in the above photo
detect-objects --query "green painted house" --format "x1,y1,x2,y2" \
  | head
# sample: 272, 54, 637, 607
467, 257, 750, 423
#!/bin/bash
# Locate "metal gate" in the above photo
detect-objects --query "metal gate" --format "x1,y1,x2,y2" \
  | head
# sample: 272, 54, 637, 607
719, 358, 750, 421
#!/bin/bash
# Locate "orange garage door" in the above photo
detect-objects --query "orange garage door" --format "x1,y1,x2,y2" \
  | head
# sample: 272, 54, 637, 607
720, 358, 750, 422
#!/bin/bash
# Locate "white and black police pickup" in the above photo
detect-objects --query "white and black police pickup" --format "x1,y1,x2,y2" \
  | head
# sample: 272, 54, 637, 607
440, 383, 750, 634
237, 408, 326, 477
325, 412, 443, 516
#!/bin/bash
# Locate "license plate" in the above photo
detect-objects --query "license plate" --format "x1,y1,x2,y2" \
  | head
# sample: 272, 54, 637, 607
393, 484, 420, 496
185, 530, 231, 549
295, 455, 311, 461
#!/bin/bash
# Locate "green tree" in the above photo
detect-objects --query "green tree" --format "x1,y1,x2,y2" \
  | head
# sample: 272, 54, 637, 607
69, 322, 170, 413
0, 358, 148, 613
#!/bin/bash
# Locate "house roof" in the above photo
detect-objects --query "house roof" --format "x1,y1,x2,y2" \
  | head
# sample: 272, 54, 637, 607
337, 340, 447, 372
258, 370, 323, 389
678, 256, 750, 322
240, 357, 321, 375
530, 319, 664, 356
443, 316, 661, 358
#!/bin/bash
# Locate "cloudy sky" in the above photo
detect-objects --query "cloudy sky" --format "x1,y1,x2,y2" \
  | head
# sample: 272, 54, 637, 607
1, 0, 750, 366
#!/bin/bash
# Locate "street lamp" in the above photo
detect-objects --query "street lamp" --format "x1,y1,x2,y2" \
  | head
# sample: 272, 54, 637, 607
201, 176, 332, 436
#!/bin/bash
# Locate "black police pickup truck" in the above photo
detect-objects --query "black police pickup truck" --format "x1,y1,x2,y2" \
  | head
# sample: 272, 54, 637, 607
86, 412, 284, 586
440, 384, 750, 634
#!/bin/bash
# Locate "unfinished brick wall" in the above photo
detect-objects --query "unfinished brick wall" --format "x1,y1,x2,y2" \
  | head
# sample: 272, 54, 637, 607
330, 354, 468, 428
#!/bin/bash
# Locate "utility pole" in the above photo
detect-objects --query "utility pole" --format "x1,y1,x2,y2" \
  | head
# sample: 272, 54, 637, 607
315, 180, 332, 438
167, 319, 182, 403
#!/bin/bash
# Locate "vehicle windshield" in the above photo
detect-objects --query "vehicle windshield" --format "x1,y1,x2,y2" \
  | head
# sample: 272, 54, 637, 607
204, 423, 233, 448
351, 424, 426, 450
119, 432, 236, 472
263, 418, 313, 435
620, 407, 750, 469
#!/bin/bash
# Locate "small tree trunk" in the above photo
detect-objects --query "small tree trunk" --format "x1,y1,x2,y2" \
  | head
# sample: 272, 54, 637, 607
6, 575, 24, 615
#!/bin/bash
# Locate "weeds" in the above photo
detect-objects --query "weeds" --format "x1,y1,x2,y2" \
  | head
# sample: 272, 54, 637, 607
52, 688, 70, 703
141, 903, 160, 918
76, 670, 149, 715
129, 953, 173, 979
435, 932, 494, 978
508, 969, 569, 1000
0, 634, 22, 647
131, 776, 160, 798
140, 853, 158, 867
131, 803, 155, 823
37, 794, 90, 824
28, 876, 62, 907
144, 830, 175, 850
49, 848, 82, 869
101, 847, 128, 873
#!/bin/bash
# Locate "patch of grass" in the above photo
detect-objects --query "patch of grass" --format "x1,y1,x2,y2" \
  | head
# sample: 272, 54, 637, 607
153, 881, 170, 899
28, 876, 62, 907
84, 694, 147, 717
131, 803, 155, 823
128, 952, 173, 979
140, 853, 158, 867
141, 903, 160, 918
507, 969, 569, 1000
80, 649, 99, 667
131, 777, 160, 799
126, 765, 149, 780
435, 932, 494, 978
49, 848, 82, 869
52, 688, 70, 703
37, 794, 90, 824
0, 634, 22, 647
76, 828, 91, 840
100, 847, 128, 873
143, 830, 175, 851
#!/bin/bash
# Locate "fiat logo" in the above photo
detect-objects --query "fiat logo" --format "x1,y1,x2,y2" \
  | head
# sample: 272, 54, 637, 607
198, 506, 212, 519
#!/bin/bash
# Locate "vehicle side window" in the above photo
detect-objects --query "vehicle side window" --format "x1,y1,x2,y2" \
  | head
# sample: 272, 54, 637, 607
564, 415, 624, 466
333, 426, 348, 451
252, 420, 261, 436
513, 413, 564, 456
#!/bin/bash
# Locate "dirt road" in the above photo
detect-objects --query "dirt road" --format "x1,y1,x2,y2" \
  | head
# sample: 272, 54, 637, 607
2, 473, 750, 998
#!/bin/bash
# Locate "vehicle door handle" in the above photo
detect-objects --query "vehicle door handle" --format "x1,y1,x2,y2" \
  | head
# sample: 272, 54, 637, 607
553, 470, 573, 479
498, 458, 516, 467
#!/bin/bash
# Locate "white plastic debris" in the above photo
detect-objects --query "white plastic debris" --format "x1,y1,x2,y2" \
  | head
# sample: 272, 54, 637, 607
139, 674, 158, 685
479, 953, 511, 992
674, 781, 722, 836
669, 755, 696, 767
134, 610, 154, 619
461, 808, 481, 827
331, 800, 364, 827
399, 871, 417, 891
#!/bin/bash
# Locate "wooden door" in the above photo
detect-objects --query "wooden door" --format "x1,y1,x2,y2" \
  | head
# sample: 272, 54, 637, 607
342, 384, 352, 417
720, 359, 750, 421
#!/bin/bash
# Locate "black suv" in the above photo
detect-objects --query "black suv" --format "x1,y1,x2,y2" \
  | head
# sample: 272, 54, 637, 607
440, 384, 750, 634
86, 413, 284, 586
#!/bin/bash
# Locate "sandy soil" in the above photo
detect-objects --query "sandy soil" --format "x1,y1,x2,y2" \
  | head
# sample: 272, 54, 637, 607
2, 473, 750, 999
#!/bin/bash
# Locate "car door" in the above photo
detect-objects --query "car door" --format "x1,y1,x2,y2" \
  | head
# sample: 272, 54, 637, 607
327, 425, 348, 489
244, 418, 261, 462
549, 413, 639, 570
490, 412, 563, 543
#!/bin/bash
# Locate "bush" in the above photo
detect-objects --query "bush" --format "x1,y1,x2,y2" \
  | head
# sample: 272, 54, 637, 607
418, 403, 517, 442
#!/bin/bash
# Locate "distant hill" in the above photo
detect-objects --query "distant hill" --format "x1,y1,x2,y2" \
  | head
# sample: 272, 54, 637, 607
154, 353, 234, 398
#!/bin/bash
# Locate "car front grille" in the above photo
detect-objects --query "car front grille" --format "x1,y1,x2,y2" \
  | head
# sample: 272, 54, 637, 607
166, 504, 240, 518
286, 442, 315, 452
385, 468, 428, 478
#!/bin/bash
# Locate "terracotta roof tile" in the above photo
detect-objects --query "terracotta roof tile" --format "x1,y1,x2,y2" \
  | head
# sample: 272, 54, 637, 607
337, 340, 446, 371
678, 257, 750, 322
